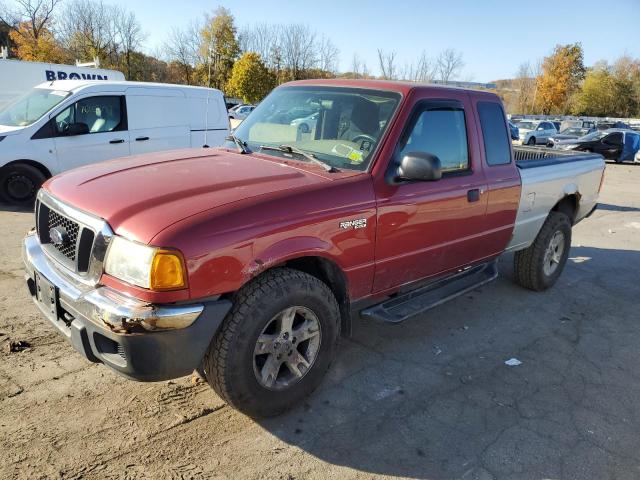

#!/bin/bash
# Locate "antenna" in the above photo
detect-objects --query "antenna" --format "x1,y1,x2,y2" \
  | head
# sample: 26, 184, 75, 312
203, 42, 213, 148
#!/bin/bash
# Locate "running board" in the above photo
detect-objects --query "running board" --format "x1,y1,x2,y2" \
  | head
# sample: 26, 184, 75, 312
360, 261, 498, 324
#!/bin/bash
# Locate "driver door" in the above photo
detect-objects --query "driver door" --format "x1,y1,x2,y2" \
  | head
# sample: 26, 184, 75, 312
52, 95, 130, 171
598, 132, 623, 159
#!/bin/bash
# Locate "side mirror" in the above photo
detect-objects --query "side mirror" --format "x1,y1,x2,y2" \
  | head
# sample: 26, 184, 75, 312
397, 152, 442, 181
536, 126, 544, 131
65, 122, 89, 136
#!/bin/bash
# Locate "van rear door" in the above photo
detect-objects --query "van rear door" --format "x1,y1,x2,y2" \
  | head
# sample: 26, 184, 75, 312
126, 88, 190, 155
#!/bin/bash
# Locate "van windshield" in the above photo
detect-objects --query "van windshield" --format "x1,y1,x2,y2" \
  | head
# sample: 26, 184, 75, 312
0, 88, 71, 127
227, 86, 401, 171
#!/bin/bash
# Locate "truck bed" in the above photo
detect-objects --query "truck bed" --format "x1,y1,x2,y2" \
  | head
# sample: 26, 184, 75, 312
507, 146, 605, 252
513, 145, 602, 169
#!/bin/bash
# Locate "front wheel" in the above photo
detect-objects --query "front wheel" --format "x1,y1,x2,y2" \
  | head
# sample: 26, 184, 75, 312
202, 268, 340, 417
513, 211, 572, 291
527, 137, 537, 146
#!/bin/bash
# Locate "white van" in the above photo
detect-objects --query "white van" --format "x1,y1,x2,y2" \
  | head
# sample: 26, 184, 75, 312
0, 59, 125, 110
0, 80, 230, 204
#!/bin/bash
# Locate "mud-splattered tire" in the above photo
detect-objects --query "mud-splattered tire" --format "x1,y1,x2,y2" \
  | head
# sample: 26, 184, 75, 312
514, 211, 572, 291
202, 268, 340, 417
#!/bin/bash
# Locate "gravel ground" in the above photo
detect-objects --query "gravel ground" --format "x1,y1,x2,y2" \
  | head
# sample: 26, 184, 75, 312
0, 162, 639, 480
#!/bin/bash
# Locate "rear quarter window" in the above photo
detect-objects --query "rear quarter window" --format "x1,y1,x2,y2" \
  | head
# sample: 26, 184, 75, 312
477, 101, 511, 166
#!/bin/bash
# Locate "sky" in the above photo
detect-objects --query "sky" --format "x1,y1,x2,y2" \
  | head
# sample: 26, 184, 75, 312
110, 0, 640, 82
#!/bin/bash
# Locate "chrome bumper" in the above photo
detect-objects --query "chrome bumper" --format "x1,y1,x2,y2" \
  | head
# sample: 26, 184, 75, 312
23, 231, 203, 331
22, 232, 231, 381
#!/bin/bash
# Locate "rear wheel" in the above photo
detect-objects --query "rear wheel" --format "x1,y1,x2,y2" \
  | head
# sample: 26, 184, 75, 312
0, 163, 46, 206
513, 211, 572, 291
203, 268, 340, 417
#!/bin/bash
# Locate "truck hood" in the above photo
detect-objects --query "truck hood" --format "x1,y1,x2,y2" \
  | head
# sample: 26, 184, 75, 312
45, 148, 329, 244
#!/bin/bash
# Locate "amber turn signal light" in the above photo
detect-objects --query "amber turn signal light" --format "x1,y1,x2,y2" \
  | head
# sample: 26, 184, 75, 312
150, 250, 187, 291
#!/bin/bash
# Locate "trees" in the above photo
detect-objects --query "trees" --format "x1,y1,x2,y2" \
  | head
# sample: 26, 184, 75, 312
513, 62, 537, 114
226, 52, 275, 104
164, 24, 200, 84
571, 57, 640, 117
1, 0, 66, 61
198, 7, 240, 90
377, 49, 397, 80
436, 48, 464, 82
535, 43, 585, 114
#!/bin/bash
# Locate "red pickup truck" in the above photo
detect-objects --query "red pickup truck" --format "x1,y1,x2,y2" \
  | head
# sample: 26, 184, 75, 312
23, 80, 604, 416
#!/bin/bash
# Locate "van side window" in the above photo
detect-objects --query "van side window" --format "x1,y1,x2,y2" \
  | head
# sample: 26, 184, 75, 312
399, 108, 469, 173
477, 101, 511, 166
54, 96, 124, 135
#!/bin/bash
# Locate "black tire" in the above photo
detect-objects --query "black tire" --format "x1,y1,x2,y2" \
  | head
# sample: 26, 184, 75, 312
0, 163, 46, 206
513, 211, 572, 291
527, 137, 536, 146
203, 268, 340, 417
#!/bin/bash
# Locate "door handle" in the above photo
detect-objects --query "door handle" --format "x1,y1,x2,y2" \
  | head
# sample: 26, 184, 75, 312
135, 136, 150, 141
467, 189, 481, 202
109, 139, 125, 144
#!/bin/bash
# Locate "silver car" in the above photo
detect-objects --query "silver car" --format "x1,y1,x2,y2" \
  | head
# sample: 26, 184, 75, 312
228, 105, 255, 120
517, 120, 558, 146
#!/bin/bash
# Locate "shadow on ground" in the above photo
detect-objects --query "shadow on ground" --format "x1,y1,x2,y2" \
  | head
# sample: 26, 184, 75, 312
257, 246, 640, 479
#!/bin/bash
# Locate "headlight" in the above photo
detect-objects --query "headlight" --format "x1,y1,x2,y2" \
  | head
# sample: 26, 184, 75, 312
104, 236, 187, 291
560, 144, 578, 150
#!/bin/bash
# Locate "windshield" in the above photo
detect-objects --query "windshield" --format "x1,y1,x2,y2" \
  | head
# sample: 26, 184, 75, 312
579, 131, 607, 141
0, 88, 71, 127
560, 127, 589, 136
227, 86, 401, 171
517, 121, 537, 130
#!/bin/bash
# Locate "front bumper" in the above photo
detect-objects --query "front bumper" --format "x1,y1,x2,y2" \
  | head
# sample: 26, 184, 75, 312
23, 232, 232, 381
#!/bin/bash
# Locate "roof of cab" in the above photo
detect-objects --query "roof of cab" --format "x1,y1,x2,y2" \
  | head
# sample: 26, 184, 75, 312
281, 78, 502, 100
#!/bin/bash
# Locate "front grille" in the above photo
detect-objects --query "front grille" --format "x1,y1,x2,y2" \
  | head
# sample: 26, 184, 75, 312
36, 198, 96, 274
47, 208, 80, 260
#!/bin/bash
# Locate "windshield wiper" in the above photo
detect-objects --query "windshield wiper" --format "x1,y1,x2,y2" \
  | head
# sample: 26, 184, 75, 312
259, 144, 338, 172
225, 134, 250, 154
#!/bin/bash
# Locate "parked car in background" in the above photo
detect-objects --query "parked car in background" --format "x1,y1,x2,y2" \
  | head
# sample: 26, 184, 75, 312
508, 121, 519, 140
553, 129, 640, 162
0, 58, 124, 110
0, 80, 229, 205
516, 120, 557, 145
560, 119, 595, 131
228, 105, 255, 120
291, 111, 319, 133
23, 79, 604, 417
546, 126, 596, 147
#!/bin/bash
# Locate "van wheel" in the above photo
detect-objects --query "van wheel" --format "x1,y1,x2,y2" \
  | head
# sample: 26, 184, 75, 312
0, 163, 46, 206
202, 268, 340, 417
513, 211, 572, 291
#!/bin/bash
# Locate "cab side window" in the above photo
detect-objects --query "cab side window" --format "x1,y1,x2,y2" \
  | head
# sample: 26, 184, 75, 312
477, 101, 511, 166
399, 108, 469, 173
54, 96, 124, 135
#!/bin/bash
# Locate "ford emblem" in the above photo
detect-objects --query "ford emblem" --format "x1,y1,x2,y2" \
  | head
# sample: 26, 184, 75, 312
49, 226, 69, 246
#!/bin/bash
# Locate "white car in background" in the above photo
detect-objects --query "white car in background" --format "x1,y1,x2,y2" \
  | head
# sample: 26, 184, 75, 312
516, 120, 558, 146
228, 105, 255, 120
290, 112, 319, 133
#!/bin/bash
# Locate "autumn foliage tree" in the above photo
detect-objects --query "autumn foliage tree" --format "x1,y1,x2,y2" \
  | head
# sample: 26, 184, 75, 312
9, 21, 67, 62
535, 43, 585, 114
226, 52, 275, 104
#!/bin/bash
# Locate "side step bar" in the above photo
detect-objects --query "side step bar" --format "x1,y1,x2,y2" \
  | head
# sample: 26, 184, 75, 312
360, 261, 498, 324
